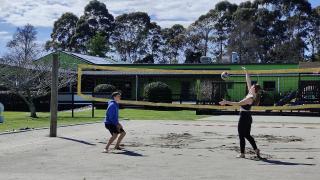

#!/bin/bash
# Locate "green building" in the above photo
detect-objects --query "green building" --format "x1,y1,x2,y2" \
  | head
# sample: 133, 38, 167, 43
39, 52, 320, 105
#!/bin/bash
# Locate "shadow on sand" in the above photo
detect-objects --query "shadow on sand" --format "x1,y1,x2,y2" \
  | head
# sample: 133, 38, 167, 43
59, 137, 96, 146
259, 158, 315, 166
113, 149, 144, 157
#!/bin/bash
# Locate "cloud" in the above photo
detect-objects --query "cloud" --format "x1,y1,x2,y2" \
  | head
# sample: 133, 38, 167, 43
0, 31, 11, 40
0, 0, 250, 56
0, 0, 249, 28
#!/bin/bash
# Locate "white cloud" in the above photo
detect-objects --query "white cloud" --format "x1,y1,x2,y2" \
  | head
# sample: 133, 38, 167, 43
0, 0, 248, 28
0, 31, 11, 40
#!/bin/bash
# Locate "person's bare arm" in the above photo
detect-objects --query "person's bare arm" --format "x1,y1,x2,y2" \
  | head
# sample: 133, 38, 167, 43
242, 67, 251, 92
219, 97, 253, 106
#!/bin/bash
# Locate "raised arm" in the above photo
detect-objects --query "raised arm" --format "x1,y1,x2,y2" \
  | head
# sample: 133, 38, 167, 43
243, 67, 251, 92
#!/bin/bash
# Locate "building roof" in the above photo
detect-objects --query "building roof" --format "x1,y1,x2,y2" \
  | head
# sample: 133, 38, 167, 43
36, 51, 302, 71
35, 51, 128, 69
63, 52, 124, 65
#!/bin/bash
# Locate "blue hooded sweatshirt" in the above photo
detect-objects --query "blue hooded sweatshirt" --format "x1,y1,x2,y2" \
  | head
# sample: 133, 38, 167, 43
104, 100, 119, 125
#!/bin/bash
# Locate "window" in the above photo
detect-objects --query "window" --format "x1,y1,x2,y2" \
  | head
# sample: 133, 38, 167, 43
263, 81, 276, 91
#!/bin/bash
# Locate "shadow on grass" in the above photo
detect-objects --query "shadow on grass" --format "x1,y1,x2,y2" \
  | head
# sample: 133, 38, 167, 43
59, 136, 96, 146
113, 149, 144, 157
259, 158, 315, 166
58, 116, 104, 119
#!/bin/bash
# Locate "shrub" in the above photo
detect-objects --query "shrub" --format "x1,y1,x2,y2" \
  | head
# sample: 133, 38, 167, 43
144, 82, 172, 103
94, 84, 116, 94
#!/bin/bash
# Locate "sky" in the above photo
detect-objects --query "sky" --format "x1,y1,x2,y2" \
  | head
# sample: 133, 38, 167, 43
0, 0, 319, 57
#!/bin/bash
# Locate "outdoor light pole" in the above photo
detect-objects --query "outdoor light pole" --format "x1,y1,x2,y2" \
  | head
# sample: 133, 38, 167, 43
50, 52, 59, 137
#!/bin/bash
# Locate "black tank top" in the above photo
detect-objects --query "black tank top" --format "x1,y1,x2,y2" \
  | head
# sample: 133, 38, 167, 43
241, 104, 252, 111
240, 94, 254, 111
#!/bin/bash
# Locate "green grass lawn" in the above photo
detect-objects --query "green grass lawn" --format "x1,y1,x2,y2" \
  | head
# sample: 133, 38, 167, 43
0, 109, 208, 133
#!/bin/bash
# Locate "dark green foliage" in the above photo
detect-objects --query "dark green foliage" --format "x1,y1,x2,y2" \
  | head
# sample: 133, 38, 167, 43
134, 54, 154, 64
71, 0, 114, 52
161, 24, 186, 64
184, 50, 202, 64
47, 0, 320, 63
87, 33, 109, 57
144, 82, 172, 103
46, 12, 79, 51
94, 84, 116, 93
111, 12, 154, 63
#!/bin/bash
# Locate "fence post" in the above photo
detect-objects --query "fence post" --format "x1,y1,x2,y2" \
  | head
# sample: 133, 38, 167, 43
92, 92, 95, 118
135, 75, 139, 101
71, 88, 74, 118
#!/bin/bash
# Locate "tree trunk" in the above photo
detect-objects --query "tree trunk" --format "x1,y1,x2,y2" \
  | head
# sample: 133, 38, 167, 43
28, 101, 38, 118
17, 93, 38, 118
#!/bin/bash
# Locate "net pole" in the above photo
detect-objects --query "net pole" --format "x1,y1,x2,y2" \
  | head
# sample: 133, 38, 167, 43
50, 52, 59, 137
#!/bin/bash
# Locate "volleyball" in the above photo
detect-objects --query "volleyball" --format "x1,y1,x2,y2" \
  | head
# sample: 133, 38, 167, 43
221, 71, 230, 80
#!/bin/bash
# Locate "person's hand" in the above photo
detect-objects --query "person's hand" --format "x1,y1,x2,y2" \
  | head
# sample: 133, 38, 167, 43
219, 99, 228, 106
241, 66, 248, 73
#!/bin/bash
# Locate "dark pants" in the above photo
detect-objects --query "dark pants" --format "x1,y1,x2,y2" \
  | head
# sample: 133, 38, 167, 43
238, 111, 258, 153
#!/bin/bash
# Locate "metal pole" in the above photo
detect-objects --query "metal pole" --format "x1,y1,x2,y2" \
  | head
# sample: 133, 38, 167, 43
50, 53, 59, 137
71, 83, 74, 118
92, 92, 95, 118
135, 75, 138, 101
278, 77, 280, 93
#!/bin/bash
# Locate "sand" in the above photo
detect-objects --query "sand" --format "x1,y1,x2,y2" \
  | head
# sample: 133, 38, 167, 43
0, 115, 319, 180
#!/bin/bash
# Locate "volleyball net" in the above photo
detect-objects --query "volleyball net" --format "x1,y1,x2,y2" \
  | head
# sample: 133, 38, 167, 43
77, 64, 320, 111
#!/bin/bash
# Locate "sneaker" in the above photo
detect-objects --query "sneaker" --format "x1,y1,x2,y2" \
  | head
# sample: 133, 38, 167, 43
102, 148, 109, 153
115, 146, 123, 150
255, 149, 261, 158
236, 154, 245, 158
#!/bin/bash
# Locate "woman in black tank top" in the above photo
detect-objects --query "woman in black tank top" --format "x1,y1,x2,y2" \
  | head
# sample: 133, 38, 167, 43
219, 68, 261, 158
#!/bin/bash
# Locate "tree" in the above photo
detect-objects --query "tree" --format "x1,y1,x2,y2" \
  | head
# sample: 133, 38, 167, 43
45, 12, 79, 51
184, 49, 202, 64
306, 6, 320, 61
228, 1, 259, 63
214, 1, 237, 62
184, 30, 202, 63
87, 32, 109, 57
162, 24, 186, 63
0, 24, 73, 118
146, 22, 162, 63
251, 8, 279, 63
71, 0, 114, 52
257, 0, 312, 62
134, 54, 154, 64
189, 11, 217, 57
111, 12, 152, 63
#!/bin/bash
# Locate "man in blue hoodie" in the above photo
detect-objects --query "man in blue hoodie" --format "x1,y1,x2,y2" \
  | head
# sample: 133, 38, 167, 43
104, 92, 126, 153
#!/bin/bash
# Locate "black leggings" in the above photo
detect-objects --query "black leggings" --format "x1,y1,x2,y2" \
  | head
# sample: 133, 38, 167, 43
238, 111, 258, 153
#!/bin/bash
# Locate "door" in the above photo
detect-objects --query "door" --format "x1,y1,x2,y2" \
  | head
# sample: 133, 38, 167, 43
181, 82, 191, 101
